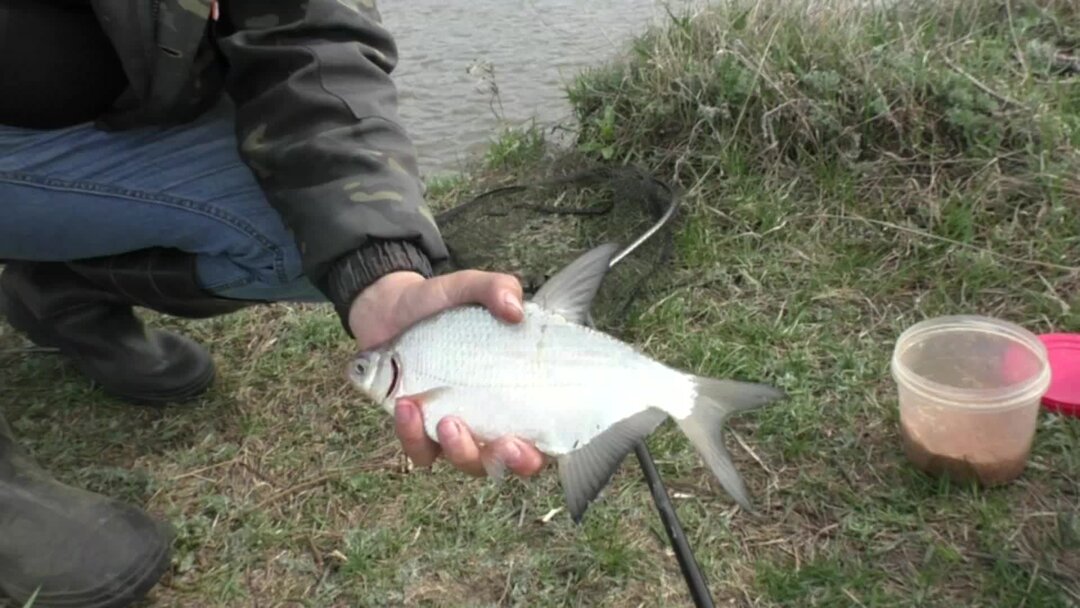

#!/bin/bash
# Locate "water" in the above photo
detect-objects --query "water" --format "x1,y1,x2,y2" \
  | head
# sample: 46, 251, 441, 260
379, 0, 701, 175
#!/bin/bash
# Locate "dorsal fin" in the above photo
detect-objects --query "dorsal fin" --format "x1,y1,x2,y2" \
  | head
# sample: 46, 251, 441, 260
530, 243, 620, 324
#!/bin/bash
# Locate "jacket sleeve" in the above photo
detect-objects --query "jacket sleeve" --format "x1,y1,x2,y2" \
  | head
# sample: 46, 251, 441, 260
212, 0, 448, 334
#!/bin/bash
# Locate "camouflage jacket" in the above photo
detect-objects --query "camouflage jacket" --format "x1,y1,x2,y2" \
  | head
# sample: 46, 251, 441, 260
89, 0, 448, 333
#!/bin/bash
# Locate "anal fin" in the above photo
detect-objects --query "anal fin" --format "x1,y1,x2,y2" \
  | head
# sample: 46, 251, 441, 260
558, 408, 668, 524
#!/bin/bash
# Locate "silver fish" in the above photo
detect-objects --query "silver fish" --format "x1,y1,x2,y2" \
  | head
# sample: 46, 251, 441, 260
347, 243, 785, 522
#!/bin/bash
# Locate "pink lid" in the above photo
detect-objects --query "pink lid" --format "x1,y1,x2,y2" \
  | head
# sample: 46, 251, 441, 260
1039, 333, 1080, 418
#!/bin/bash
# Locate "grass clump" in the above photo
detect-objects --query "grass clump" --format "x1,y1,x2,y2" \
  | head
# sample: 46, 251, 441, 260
570, 0, 1079, 185
1, 0, 1078, 606
554, 0, 1080, 605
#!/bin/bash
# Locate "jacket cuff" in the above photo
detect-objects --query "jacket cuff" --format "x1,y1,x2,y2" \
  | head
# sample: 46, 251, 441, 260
325, 240, 434, 337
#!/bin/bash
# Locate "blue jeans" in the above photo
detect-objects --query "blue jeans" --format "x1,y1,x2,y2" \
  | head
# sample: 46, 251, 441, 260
0, 100, 325, 303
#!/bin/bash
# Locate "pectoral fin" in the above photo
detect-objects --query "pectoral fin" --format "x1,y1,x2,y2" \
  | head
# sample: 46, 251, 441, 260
403, 387, 451, 406
399, 387, 453, 444
481, 450, 510, 482
531, 243, 620, 324
557, 408, 668, 523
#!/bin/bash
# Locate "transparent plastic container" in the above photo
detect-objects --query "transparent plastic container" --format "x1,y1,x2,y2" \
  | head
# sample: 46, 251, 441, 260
891, 315, 1052, 486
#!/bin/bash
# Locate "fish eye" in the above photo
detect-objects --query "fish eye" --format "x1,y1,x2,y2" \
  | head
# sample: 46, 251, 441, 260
353, 360, 366, 376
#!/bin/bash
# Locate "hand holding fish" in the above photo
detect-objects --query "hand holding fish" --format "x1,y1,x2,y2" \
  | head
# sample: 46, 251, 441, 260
349, 269, 548, 478
348, 245, 787, 522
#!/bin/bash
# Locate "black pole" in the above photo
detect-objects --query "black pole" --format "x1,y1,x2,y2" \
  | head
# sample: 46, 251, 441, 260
599, 172, 713, 606
634, 441, 715, 608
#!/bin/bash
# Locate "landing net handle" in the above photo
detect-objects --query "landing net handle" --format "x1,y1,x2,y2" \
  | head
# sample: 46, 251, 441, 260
603, 184, 717, 608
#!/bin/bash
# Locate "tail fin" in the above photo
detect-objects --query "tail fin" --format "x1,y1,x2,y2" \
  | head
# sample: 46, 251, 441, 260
675, 377, 786, 513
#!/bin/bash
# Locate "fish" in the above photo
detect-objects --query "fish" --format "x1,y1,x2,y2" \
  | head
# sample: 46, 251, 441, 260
347, 243, 786, 522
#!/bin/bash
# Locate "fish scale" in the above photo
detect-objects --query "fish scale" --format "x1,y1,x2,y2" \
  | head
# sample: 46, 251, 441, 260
348, 243, 786, 522
392, 303, 694, 453
400, 305, 677, 386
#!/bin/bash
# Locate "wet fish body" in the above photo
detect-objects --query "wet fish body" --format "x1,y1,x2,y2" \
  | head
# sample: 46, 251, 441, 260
348, 244, 785, 521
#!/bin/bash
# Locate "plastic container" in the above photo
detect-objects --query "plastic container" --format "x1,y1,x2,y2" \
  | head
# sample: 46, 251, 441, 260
890, 315, 1052, 486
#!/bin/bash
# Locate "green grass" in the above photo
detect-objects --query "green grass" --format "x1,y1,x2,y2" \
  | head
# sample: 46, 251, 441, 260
3, 0, 1080, 606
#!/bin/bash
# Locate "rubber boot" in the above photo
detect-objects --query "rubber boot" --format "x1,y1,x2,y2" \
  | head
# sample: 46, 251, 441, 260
0, 410, 173, 608
0, 248, 256, 406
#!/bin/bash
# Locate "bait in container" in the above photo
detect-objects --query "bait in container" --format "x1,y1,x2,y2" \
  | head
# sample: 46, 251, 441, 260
890, 315, 1051, 486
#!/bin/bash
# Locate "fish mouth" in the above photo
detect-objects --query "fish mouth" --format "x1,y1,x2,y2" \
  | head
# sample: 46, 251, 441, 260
387, 354, 402, 400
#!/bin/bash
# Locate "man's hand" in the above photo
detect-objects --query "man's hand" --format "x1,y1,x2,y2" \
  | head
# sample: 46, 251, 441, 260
349, 270, 547, 478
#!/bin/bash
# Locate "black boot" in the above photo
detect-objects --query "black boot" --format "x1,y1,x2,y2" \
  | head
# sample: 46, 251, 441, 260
0, 248, 257, 406
0, 410, 173, 608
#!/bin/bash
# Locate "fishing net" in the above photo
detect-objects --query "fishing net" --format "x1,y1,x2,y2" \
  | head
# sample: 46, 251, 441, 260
431, 155, 683, 337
